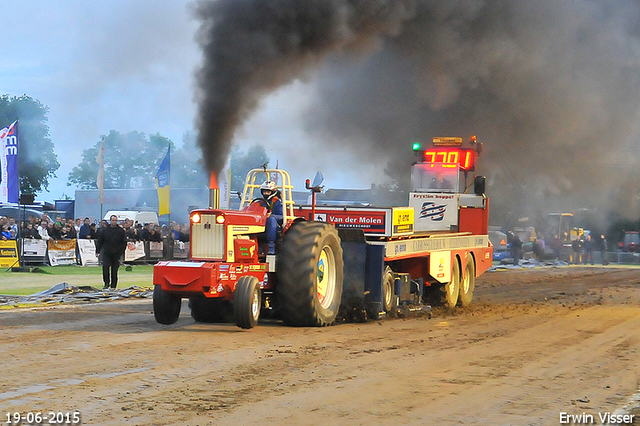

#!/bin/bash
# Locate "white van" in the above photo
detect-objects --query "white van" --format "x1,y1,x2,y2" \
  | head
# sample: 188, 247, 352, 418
103, 210, 159, 225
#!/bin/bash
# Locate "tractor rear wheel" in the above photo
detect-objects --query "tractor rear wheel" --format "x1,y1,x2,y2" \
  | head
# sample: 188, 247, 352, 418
234, 275, 261, 329
189, 297, 228, 323
153, 285, 181, 325
458, 255, 476, 307
277, 221, 343, 326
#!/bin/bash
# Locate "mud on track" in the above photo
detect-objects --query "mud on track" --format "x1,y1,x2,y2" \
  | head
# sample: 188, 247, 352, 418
1, 266, 639, 425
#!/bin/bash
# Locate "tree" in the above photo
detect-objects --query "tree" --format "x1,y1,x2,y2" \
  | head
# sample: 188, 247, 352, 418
230, 145, 270, 191
68, 133, 271, 193
68, 130, 174, 190
170, 131, 208, 188
0, 95, 59, 194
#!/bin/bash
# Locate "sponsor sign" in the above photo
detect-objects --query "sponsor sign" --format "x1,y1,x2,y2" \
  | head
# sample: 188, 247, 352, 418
149, 241, 163, 258
298, 207, 388, 234
409, 192, 458, 232
172, 241, 189, 258
125, 241, 146, 262
77, 239, 99, 266
48, 240, 77, 266
0, 240, 19, 268
21, 239, 47, 257
385, 234, 488, 259
429, 251, 451, 283
392, 207, 414, 235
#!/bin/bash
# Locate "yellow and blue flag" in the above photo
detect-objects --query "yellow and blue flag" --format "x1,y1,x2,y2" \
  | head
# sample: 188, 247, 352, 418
156, 147, 170, 216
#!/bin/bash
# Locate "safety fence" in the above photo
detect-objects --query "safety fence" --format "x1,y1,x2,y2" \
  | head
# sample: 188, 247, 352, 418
0, 239, 190, 268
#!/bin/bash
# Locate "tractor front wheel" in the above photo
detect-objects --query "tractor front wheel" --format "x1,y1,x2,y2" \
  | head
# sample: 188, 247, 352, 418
153, 285, 181, 325
234, 275, 261, 329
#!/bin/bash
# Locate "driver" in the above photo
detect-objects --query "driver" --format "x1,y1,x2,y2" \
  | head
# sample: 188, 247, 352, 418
260, 181, 283, 254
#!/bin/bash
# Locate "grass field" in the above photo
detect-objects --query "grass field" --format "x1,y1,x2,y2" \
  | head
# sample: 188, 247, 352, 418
0, 264, 155, 296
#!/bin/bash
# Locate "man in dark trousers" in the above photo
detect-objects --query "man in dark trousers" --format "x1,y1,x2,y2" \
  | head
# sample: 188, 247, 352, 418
96, 214, 127, 291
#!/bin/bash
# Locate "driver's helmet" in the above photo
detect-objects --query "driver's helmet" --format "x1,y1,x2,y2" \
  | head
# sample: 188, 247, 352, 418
260, 180, 278, 202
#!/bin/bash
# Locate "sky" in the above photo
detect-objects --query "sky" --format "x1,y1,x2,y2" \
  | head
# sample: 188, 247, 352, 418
1, 0, 373, 201
4, 0, 640, 231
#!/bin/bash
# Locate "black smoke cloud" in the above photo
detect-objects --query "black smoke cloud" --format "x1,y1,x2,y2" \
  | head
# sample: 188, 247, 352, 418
194, 0, 640, 228
193, 0, 417, 174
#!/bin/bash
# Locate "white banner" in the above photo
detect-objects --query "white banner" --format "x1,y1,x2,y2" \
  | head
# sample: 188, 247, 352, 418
77, 239, 99, 266
21, 239, 47, 257
125, 241, 146, 262
409, 192, 459, 232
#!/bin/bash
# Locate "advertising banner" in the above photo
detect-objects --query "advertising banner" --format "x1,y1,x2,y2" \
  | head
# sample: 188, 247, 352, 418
21, 239, 47, 265
297, 207, 389, 235
21, 239, 47, 256
77, 239, 99, 266
173, 241, 189, 259
125, 241, 146, 262
409, 192, 459, 232
0, 240, 19, 268
148, 241, 163, 258
48, 240, 77, 266
0, 120, 18, 203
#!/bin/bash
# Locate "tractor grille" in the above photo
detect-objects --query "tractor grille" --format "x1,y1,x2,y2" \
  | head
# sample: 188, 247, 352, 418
190, 215, 225, 260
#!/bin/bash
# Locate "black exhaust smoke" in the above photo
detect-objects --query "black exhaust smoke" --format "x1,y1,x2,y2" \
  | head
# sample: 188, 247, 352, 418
193, 0, 640, 229
193, 0, 417, 176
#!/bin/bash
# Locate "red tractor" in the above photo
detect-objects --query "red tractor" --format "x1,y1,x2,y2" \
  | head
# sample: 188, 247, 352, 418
153, 168, 344, 329
153, 136, 493, 329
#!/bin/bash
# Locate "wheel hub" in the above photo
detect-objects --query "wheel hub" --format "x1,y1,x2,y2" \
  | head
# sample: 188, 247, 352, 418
316, 246, 336, 309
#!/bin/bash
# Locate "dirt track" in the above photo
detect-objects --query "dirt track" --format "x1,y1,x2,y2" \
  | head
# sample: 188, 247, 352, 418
1, 266, 640, 425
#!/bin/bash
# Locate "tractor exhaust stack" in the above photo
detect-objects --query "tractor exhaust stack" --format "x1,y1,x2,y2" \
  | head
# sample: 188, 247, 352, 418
209, 171, 220, 209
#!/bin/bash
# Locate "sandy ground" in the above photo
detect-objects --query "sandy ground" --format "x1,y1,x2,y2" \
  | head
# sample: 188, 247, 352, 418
1, 265, 640, 425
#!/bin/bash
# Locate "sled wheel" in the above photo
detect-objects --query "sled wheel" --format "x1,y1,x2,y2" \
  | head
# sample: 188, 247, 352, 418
277, 221, 343, 326
234, 275, 261, 329
153, 285, 181, 325
458, 255, 476, 307
442, 258, 460, 308
383, 266, 398, 313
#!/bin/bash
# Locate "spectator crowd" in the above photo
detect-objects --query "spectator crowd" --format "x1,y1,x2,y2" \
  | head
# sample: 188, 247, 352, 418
0, 213, 189, 244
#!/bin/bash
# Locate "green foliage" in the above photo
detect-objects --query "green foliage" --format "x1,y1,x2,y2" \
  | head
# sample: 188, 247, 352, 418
230, 145, 270, 191
68, 131, 270, 192
68, 130, 175, 189
170, 131, 208, 188
0, 95, 59, 194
